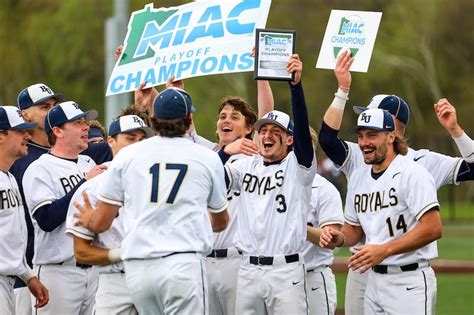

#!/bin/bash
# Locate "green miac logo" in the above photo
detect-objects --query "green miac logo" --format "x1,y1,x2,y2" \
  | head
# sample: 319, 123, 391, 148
333, 16, 363, 59
119, 5, 177, 65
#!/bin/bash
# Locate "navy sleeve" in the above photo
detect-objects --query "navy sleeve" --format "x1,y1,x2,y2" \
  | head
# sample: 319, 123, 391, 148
82, 142, 112, 164
218, 149, 231, 187
290, 81, 313, 168
32, 178, 86, 232
318, 121, 350, 167
456, 161, 474, 182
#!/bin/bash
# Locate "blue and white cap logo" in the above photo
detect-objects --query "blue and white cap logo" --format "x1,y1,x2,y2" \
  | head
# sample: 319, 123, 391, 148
45, 101, 98, 135
108, 115, 154, 138
254, 110, 294, 135
17, 83, 65, 110
355, 108, 395, 132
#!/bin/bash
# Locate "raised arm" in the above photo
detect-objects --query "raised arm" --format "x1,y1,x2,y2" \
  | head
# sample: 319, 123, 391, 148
434, 98, 474, 162
319, 51, 354, 166
288, 54, 313, 168
257, 80, 274, 118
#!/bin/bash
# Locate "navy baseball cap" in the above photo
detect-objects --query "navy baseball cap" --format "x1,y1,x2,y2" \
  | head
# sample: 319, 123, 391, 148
88, 128, 104, 140
17, 83, 65, 110
0, 106, 37, 131
352, 108, 395, 133
108, 115, 154, 138
45, 101, 98, 135
353, 94, 410, 125
254, 110, 294, 135
153, 88, 195, 120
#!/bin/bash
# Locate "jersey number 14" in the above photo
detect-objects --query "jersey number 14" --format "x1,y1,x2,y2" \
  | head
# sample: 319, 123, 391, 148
386, 214, 407, 237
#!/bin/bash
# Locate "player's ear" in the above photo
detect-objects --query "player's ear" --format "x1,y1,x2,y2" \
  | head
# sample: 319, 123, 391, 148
286, 134, 294, 146
21, 109, 31, 121
52, 126, 63, 138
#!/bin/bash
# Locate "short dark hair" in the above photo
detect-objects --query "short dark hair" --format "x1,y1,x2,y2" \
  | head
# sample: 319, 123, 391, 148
394, 134, 408, 156
217, 97, 257, 138
47, 130, 58, 146
119, 104, 151, 128
150, 115, 191, 138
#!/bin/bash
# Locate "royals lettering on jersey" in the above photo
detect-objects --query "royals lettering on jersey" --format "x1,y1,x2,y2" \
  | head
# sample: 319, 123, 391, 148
0, 188, 21, 210
0, 172, 33, 279
354, 188, 398, 213
241, 170, 284, 195
344, 155, 439, 265
60, 174, 85, 194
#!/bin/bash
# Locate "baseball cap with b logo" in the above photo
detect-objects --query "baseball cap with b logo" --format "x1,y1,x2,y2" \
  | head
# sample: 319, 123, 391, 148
45, 101, 98, 135
153, 88, 196, 120
17, 83, 65, 110
353, 108, 395, 132
108, 115, 154, 138
254, 110, 294, 135
0, 106, 37, 131
353, 94, 410, 125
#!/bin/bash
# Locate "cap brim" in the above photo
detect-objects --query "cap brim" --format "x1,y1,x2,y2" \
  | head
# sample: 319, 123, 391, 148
11, 122, 38, 130
70, 109, 99, 122
352, 106, 368, 115
34, 93, 66, 105
254, 118, 291, 135
349, 125, 392, 134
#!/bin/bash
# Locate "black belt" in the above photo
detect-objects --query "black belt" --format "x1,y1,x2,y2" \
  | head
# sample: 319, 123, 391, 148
207, 249, 242, 258
162, 251, 196, 258
372, 262, 419, 274
307, 265, 329, 272
249, 254, 299, 266
55, 261, 92, 269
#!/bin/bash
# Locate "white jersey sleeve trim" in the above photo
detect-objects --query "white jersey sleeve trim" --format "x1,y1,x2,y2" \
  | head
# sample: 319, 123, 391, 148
415, 202, 440, 221
65, 228, 95, 241
337, 141, 352, 170
344, 216, 361, 226
98, 193, 123, 206
208, 201, 228, 214
320, 219, 344, 228
30, 199, 54, 214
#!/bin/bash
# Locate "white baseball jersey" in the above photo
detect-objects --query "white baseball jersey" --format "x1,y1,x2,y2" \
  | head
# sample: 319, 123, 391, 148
23, 153, 96, 265
98, 136, 228, 260
65, 163, 125, 273
340, 141, 463, 189
0, 172, 33, 279
225, 151, 316, 256
344, 154, 439, 265
302, 174, 344, 270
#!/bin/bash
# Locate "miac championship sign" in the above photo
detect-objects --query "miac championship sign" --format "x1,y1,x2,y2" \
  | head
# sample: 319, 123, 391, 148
107, 0, 272, 96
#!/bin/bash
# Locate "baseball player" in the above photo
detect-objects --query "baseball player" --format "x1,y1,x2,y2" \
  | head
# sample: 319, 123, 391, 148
9, 83, 64, 314
74, 87, 229, 315
202, 78, 275, 315
320, 108, 442, 314
66, 109, 154, 315
221, 54, 316, 314
318, 50, 474, 314
303, 127, 344, 315
0, 106, 49, 314
22, 101, 106, 314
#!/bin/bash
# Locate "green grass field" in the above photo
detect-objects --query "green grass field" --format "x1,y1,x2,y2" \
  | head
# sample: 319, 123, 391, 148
334, 221, 474, 314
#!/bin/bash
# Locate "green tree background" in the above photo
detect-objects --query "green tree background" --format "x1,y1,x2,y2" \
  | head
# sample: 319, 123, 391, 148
0, 0, 472, 203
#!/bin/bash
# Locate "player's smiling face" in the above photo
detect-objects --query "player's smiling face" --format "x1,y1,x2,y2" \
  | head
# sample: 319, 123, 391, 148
357, 129, 390, 165
257, 123, 293, 162
3, 129, 31, 159
216, 105, 252, 146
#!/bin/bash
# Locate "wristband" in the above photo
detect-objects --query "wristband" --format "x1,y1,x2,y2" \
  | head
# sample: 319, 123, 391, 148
453, 132, 474, 162
331, 88, 349, 110
19, 268, 35, 284
108, 248, 122, 263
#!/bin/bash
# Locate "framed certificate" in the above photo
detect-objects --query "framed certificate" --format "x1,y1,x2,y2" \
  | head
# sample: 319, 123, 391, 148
254, 28, 296, 81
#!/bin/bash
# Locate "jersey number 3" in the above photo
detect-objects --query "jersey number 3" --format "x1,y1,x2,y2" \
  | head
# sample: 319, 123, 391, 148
149, 163, 188, 203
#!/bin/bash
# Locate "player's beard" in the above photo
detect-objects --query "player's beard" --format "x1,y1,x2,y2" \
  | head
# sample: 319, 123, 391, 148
363, 143, 387, 165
